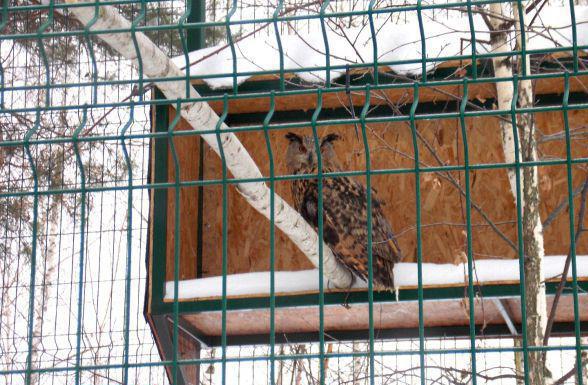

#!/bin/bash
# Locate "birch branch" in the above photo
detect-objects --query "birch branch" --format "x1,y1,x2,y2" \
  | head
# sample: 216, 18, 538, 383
65, 0, 353, 288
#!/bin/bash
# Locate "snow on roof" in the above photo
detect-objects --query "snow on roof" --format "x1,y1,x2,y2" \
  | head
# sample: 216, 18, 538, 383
165, 255, 588, 300
172, 6, 588, 89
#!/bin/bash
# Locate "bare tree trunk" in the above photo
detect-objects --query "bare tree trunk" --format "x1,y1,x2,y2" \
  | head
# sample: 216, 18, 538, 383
512, 5, 548, 385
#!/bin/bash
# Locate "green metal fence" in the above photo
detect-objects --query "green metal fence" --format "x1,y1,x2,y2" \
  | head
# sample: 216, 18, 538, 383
1, 0, 588, 384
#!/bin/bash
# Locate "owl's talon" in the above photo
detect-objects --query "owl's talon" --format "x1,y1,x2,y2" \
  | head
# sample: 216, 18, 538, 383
342, 291, 352, 309
341, 274, 355, 309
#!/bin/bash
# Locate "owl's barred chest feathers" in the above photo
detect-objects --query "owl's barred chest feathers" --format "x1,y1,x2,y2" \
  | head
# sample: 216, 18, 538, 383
285, 133, 402, 290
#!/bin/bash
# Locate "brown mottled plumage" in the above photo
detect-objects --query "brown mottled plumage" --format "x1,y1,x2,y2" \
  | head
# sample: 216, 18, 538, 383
285, 132, 402, 290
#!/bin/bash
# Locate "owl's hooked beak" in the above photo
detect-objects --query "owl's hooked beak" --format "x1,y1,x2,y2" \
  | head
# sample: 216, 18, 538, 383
307, 151, 313, 165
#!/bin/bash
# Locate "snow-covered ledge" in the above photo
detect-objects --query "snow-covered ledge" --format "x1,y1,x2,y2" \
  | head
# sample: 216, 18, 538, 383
165, 255, 588, 300
66, 0, 353, 288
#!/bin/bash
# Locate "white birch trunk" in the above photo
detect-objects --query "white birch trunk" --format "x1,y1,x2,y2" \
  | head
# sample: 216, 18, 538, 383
65, 0, 352, 288
487, 2, 520, 203
512, 5, 548, 385
28, 196, 60, 385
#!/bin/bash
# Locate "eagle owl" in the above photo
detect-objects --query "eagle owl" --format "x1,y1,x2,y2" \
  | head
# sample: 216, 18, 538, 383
285, 132, 402, 290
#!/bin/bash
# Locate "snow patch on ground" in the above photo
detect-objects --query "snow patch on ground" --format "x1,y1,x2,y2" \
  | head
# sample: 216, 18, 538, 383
165, 255, 588, 300
172, 6, 588, 89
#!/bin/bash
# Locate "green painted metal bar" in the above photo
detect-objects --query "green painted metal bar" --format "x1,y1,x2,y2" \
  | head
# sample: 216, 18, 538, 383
465, 0, 477, 79
515, 0, 527, 77
168, 100, 183, 385
359, 85, 375, 385
408, 82, 426, 385
459, 79, 478, 385
5, 0, 534, 40
150, 279, 588, 316
187, 0, 205, 51
510, 76, 530, 385
4, 62, 588, 113
416, 0, 427, 82
272, 0, 285, 92
567, 1, 579, 73
562, 72, 584, 385
319, 0, 331, 88
3, 340, 588, 378
82, 0, 99, 104
0, 0, 7, 35
23, 112, 41, 385
150, 89, 171, 322
130, 0, 147, 100
72, 108, 88, 385
178, 0, 192, 98
36, 0, 52, 107
4, 156, 588, 204
263, 91, 277, 385
367, 0, 378, 84
120, 104, 135, 385
5, 86, 588, 149
214, 95, 230, 385
3, 55, 588, 97
225, 0, 238, 94
310, 88, 326, 385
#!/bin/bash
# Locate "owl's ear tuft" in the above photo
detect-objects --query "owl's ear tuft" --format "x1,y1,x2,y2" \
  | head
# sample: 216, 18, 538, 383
321, 133, 341, 147
285, 132, 303, 144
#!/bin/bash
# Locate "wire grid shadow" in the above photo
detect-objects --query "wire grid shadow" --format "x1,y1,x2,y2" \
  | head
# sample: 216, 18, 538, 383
1, 0, 588, 384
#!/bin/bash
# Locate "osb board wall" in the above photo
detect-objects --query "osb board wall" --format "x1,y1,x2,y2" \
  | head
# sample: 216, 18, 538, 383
163, 99, 588, 281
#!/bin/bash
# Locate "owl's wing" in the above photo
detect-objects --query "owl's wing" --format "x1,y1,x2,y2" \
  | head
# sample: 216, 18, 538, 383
298, 180, 366, 278
372, 202, 403, 263
300, 176, 401, 288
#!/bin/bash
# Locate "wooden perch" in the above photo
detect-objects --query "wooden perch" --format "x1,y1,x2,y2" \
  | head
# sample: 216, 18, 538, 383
65, 0, 353, 288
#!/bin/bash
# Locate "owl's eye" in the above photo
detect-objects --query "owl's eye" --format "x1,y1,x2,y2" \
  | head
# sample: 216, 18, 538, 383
299, 145, 307, 153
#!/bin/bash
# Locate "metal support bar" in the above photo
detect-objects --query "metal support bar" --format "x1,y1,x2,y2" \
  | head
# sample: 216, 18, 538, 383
166, 314, 212, 348
493, 298, 519, 336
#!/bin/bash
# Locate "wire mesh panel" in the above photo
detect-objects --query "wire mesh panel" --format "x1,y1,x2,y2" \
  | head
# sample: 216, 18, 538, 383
1, 0, 588, 385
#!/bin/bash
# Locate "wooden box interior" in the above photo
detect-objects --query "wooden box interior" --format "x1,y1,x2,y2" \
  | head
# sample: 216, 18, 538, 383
161, 75, 588, 283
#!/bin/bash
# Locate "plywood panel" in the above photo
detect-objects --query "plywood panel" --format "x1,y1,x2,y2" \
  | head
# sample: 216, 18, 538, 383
182, 295, 588, 336
165, 132, 201, 281
164, 109, 588, 280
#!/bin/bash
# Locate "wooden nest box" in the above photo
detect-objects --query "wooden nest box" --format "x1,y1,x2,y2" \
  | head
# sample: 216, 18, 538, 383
145, 61, 588, 383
